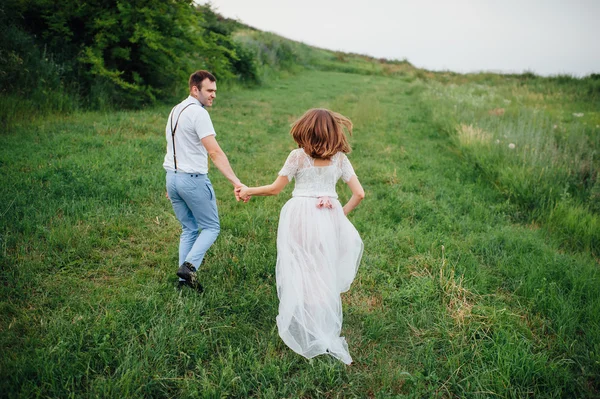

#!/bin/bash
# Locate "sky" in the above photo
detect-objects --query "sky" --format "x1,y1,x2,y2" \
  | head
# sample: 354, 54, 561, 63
201, 0, 600, 77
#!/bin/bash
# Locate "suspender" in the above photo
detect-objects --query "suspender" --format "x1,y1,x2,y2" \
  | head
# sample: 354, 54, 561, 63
169, 102, 199, 171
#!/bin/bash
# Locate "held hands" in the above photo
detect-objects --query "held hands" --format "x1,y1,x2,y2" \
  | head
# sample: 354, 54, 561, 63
236, 185, 252, 202
234, 184, 251, 203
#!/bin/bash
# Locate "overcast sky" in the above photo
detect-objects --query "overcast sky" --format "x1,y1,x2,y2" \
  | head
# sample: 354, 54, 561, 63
201, 0, 600, 77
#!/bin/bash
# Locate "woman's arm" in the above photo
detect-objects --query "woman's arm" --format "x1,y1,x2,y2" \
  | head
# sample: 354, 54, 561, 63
342, 176, 365, 215
238, 175, 289, 200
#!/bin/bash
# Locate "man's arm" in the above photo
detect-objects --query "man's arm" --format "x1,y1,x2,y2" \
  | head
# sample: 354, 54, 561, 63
201, 135, 242, 188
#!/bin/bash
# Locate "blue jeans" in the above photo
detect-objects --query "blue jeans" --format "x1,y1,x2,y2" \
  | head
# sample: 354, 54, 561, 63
166, 171, 220, 279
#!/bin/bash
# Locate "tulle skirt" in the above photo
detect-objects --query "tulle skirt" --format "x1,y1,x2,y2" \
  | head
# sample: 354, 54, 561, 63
275, 196, 363, 364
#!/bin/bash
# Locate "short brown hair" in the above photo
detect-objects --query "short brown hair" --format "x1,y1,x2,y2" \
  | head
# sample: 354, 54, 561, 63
189, 70, 216, 91
290, 108, 352, 159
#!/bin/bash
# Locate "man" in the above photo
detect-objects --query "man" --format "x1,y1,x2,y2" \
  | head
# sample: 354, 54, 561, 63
164, 70, 244, 291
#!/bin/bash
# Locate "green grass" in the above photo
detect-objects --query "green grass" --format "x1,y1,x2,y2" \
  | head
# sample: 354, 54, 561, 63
1, 70, 599, 398
421, 74, 600, 255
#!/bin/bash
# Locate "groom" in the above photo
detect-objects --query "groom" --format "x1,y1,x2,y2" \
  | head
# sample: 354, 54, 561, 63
164, 70, 245, 291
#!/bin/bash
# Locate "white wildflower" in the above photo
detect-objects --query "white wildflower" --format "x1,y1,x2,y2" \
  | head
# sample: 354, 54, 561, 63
553, 125, 557, 129
495, 139, 500, 144
573, 113, 584, 117
508, 143, 516, 149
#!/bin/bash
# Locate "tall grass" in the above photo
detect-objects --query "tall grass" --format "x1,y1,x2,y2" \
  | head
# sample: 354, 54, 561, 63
422, 77, 600, 254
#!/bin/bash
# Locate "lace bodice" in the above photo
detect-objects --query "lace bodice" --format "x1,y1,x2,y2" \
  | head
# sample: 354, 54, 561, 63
278, 149, 356, 199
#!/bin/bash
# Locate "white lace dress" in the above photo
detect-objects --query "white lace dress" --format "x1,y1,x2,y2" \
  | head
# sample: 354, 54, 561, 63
276, 148, 363, 364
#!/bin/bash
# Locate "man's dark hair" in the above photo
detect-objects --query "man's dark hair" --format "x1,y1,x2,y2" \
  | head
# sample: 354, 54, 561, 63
189, 70, 216, 91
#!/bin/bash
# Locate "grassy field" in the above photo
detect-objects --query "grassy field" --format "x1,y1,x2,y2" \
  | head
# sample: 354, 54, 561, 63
1, 69, 599, 398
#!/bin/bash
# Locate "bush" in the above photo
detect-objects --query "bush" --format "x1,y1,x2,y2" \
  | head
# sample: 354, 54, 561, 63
0, 2, 80, 127
0, 0, 258, 117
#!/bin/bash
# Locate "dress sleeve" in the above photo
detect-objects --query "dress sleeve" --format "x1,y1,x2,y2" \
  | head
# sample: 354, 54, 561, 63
340, 153, 356, 182
278, 149, 301, 181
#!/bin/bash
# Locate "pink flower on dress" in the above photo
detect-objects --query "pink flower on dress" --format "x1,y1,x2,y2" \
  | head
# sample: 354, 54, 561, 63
316, 196, 333, 209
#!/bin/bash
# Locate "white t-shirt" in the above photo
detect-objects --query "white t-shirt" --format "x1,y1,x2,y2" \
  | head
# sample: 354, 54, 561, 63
163, 96, 216, 173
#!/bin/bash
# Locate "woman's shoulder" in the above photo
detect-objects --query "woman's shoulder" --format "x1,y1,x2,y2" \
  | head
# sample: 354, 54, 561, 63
287, 148, 307, 158
333, 151, 349, 161
282, 148, 306, 166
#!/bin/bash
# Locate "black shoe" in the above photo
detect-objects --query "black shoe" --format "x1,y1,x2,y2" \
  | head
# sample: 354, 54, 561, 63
177, 261, 197, 284
177, 280, 204, 293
